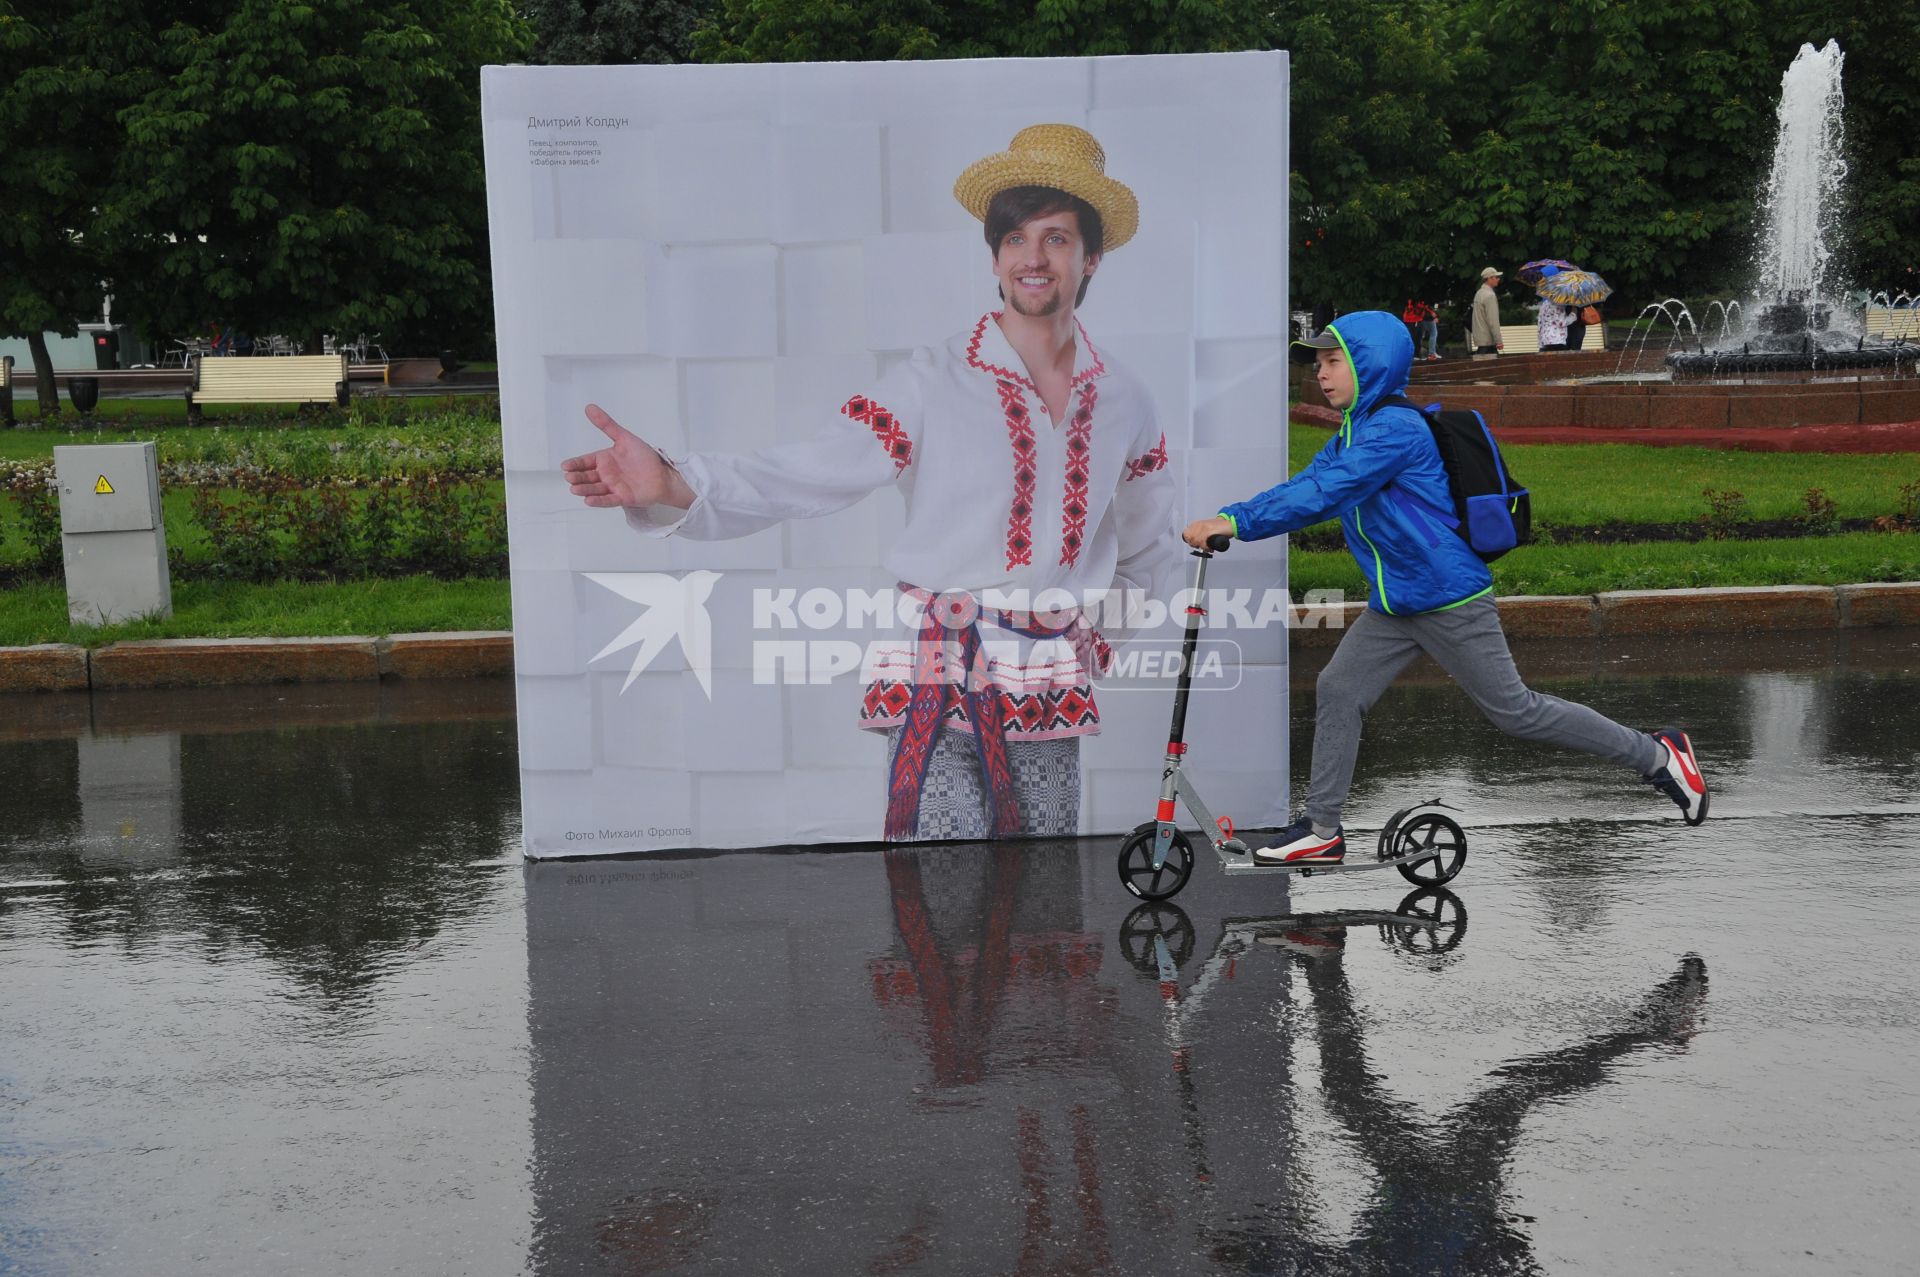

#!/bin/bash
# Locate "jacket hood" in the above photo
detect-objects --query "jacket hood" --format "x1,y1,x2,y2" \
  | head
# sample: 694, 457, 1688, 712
1325, 310, 1414, 425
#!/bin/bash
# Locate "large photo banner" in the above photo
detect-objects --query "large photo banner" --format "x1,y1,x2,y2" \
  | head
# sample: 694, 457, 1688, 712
481, 53, 1292, 858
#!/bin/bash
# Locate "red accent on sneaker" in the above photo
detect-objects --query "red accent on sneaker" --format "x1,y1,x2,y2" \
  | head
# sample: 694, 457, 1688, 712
1667, 735, 1705, 793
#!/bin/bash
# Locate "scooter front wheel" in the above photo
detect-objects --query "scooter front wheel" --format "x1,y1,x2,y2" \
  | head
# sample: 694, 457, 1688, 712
1117, 822, 1194, 901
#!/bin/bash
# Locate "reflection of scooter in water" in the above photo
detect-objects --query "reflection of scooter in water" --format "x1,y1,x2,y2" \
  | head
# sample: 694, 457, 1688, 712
1117, 890, 1468, 1238
1119, 889, 1468, 994
1117, 537, 1470, 901
1119, 898, 1709, 1270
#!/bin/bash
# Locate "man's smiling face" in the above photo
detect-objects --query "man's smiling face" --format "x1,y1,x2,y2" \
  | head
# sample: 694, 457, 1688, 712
992, 210, 1098, 319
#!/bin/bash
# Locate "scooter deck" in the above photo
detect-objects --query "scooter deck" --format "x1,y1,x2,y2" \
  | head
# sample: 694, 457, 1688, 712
1215, 842, 1441, 878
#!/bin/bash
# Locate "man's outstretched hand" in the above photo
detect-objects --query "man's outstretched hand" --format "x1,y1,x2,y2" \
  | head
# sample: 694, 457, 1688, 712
560, 404, 696, 510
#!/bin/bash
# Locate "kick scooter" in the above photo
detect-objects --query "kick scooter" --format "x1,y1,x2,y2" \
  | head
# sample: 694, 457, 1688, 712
1115, 536, 1469, 902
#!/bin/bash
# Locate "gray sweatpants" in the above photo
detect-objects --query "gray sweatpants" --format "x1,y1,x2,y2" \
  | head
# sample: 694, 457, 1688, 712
1306, 596, 1662, 828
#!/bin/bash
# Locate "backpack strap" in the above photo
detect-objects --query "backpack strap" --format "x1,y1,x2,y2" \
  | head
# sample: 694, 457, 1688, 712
1373, 395, 1459, 528
1376, 394, 1446, 415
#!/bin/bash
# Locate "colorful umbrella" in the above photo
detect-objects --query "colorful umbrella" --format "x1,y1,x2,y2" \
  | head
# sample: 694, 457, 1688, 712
1534, 269, 1613, 307
1515, 258, 1579, 285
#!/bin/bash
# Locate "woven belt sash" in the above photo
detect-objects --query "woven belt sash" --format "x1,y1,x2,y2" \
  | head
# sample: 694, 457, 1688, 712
883, 588, 1085, 840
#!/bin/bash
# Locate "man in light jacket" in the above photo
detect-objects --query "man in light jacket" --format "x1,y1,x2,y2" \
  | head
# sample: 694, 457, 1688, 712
1470, 266, 1504, 356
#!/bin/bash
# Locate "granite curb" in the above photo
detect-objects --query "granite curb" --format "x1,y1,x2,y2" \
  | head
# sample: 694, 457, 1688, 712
2, 590, 1916, 692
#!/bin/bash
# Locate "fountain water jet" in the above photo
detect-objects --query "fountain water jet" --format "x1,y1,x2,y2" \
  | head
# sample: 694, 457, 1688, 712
1667, 41, 1915, 377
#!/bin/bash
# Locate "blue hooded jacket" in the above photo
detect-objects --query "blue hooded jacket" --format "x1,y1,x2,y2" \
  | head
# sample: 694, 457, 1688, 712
1220, 310, 1494, 615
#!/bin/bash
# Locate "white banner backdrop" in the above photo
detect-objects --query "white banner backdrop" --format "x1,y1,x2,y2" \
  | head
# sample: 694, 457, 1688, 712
482, 53, 1292, 858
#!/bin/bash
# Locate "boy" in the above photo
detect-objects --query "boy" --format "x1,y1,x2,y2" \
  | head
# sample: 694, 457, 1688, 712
1181, 311, 1707, 864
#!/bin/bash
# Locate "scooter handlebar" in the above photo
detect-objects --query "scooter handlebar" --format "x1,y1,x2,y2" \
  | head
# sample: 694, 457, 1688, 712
1206, 534, 1232, 553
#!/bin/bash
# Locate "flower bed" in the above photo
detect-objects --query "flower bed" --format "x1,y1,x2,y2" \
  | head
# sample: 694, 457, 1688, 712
0, 411, 508, 584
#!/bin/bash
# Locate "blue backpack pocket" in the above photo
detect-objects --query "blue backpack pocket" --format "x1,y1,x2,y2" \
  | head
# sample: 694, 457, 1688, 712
1465, 488, 1529, 556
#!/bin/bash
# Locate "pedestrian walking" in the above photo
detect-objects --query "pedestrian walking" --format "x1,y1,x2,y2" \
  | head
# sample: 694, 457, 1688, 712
1402, 298, 1441, 361
1470, 268, 1503, 356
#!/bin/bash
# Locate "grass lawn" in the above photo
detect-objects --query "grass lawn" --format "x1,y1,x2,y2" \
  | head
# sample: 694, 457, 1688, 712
1, 424, 1915, 647
0, 576, 512, 648
1, 393, 498, 447
4, 530, 1914, 647
1287, 425, 1920, 525
1291, 531, 1920, 600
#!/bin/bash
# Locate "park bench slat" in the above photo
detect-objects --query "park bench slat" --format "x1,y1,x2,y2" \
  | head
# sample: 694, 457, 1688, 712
1863, 307, 1920, 341
1497, 323, 1603, 354
189, 354, 348, 406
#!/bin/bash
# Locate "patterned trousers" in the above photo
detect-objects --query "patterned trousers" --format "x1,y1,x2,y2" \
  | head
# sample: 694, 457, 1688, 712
886, 727, 1082, 838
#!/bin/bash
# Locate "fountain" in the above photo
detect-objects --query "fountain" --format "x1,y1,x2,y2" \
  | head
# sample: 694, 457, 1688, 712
1384, 38, 1920, 448
1667, 41, 1915, 377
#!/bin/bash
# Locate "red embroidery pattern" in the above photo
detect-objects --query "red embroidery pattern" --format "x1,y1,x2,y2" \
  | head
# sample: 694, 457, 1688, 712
1069, 320, 1106, 387
1124, 434, 1168, 481
842, 395, 912, 473
1058, 381, 1096, 567
965, 312, 1036, 390
1000, 379, 1037, 569
862, 681, 1102, 735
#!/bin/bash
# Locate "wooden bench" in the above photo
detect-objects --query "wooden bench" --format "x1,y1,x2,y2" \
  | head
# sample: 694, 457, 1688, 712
187, 353, 349, 413
1863, 307, 1920, 341
1, 355, 12, 427
1496, 322, 1605, 355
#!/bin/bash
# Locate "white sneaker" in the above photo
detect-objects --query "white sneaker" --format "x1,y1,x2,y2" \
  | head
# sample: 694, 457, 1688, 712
1648, 727, 1709, 825
1252, 817, 1346, 865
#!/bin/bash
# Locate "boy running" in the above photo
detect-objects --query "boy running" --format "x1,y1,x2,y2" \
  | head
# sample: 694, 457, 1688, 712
1182, 310, 1708, 864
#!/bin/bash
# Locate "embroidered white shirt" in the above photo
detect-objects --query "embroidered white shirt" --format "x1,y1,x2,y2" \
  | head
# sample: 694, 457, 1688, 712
628, 312, 1182, 737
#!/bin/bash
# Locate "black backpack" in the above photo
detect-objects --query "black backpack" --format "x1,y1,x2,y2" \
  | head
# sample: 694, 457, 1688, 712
1379, 396, 1531, 562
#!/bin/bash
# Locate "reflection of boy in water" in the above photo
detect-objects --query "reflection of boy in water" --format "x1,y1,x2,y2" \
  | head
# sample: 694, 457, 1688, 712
562, 126, 1183, 841
1274, 933, 1708, 1270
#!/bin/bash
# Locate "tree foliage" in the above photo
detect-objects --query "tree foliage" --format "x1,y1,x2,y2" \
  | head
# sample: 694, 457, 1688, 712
1281, 0, 1461, 314
694, 0, 1273, 62
524, 0, 714, 66
100, 0, 530, 358
8, 0, 1917, 389
1433, 0, 1777, 311
0, 2, 157, 410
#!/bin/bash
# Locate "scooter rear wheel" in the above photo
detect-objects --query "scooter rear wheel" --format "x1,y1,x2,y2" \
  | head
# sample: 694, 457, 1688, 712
1392, 812, 1467, 886
1117, 823, 1194, 901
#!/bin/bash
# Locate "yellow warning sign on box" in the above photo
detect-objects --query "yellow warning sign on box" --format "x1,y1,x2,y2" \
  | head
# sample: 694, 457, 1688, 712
94, 475, 114, 495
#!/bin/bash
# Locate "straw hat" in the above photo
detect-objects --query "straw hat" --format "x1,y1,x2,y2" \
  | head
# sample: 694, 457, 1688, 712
953, 124, 1139, 251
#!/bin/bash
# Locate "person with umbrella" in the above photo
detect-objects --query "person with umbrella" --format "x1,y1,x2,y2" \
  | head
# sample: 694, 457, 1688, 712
1520, 260, 1611, 352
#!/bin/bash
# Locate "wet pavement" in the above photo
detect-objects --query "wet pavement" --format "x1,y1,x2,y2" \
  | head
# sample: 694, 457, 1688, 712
4, 633, 1920, 1275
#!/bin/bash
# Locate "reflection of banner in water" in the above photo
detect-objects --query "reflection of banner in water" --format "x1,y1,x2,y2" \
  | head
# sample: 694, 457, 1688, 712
873, 847, 1109, 1088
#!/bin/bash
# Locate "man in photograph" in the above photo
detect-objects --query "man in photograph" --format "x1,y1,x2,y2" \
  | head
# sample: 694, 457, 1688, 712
561, 124, 1184, 841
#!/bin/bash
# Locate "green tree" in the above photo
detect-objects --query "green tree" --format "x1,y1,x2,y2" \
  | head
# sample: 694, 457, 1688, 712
1281, 0, 1462, 317
0, 2, 154, 415
1436, 0, 1777, 311
694, 0, 1272, 62
102, 0, 531, 361
525, 0, 715, 65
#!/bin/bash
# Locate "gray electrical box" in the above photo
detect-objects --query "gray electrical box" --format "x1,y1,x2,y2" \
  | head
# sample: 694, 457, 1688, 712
55, 442, 172, 625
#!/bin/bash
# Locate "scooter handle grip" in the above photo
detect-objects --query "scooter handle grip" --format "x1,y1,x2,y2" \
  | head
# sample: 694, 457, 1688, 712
1206, 534, 1232, 553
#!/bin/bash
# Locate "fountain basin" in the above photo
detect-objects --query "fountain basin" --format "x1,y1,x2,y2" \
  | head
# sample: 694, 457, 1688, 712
1272, 353, 1920, 448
